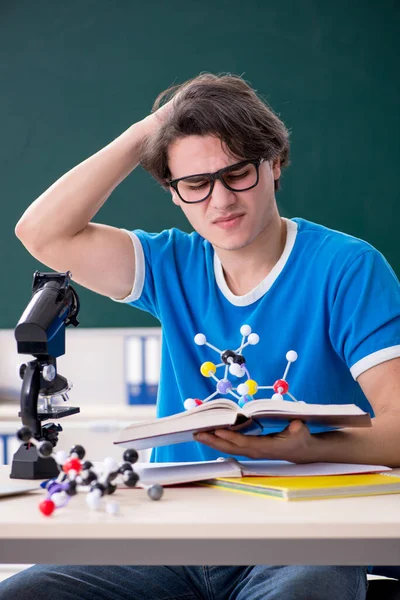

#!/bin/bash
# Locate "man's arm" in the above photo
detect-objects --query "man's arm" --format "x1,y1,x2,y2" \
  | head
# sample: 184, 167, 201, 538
15, 108, 168, 301
195, 358, 400, 467
308, 357, 400, 466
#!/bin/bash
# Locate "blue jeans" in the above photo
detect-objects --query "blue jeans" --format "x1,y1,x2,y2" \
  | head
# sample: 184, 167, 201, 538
0, 565, 368, 599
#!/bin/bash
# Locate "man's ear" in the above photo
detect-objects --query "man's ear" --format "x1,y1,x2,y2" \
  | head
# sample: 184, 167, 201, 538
272, 158, 281, 181
170, 188, 180, 206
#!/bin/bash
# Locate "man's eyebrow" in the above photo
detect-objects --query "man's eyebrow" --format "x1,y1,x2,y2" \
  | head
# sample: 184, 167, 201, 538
174, 162, 246, 181
181, 173, 210, 181
171, 169, 212, 181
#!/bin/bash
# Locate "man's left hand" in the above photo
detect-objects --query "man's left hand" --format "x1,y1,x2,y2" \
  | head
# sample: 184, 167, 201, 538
194, 420, 316, 463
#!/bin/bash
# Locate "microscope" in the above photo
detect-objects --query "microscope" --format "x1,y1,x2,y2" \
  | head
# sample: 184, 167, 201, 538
10, 271, 80, 479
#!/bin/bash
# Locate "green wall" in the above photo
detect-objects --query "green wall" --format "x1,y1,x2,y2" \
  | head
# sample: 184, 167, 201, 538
1, 0, 399, 328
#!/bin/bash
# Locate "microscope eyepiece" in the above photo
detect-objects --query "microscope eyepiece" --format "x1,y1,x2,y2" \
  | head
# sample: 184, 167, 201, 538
15, 271, 79, 356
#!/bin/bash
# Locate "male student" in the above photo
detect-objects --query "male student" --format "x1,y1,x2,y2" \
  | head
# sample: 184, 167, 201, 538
1, 72, 399, 599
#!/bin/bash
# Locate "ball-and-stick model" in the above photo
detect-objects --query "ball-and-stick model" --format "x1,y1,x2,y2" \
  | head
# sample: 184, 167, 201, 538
183, 324, 299, 410
16, 426, 163, 516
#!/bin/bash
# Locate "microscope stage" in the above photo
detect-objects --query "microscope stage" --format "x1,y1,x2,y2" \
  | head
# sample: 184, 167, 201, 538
18, 406, 80, 420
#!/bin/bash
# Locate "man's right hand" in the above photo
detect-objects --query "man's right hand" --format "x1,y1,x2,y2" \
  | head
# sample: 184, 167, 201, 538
143, 91, 180, 133
15, 104, 171, 301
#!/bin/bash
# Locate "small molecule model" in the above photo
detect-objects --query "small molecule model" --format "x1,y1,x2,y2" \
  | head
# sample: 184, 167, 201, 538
16, 426, 163, 517
184, 324, 299, 410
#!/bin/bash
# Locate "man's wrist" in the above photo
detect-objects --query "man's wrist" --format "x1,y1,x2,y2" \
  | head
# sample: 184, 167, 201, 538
140, 113, 164, 137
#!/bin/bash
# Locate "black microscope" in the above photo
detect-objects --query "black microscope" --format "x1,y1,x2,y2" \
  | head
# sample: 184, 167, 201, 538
10, 271, 80, 479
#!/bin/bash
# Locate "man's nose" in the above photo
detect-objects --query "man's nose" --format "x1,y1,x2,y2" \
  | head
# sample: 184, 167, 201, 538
208, 180, 236, 209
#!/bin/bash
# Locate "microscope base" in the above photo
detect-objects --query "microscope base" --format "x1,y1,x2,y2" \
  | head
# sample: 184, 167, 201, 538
10, 444, 59, 480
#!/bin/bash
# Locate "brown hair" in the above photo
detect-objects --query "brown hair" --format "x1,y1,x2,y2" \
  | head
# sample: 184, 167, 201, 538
140, 73, 290, 191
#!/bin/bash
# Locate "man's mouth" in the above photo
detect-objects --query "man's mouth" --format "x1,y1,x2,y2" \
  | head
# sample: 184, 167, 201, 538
212, 213, 245, 229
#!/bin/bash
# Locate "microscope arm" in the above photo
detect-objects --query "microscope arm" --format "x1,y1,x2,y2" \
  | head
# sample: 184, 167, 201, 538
20, 360, 41, 438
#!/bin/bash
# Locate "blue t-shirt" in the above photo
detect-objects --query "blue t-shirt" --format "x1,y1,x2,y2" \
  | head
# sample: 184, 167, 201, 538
113, 217, 400, 463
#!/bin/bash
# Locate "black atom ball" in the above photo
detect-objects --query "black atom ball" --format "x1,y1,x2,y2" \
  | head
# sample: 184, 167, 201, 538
147, 484, 164, 501
124, 471, 139, 487
65, 480, 78, 496
81, 470, 98, 485
70, 445, 85, 460
233, 354, 246, 365
221, 349, 236, 365
82, 460, 93, 470
37, 441, 53, 458
118, 462, 133, 474
105, 482, 117, 495
123, 448, 139, 464
107, 470, 120, 483
91, 482, 106, 496
17, 426, 32, 443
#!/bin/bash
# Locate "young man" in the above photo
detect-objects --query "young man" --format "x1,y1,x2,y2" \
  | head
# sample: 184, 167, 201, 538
2, 73, 399, 599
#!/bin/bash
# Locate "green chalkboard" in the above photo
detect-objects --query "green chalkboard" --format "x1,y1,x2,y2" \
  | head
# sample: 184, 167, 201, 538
1, 0, 399, 328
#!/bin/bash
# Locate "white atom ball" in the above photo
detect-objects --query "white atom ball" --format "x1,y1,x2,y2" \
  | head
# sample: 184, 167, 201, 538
229, 363, 245, 377
240, 324, 252, 336
184, 398, 197, 411
248, 333, 260, 345
103, 457, 119, 473
237, 383, 249, 396
55, 450, 68, 465
106, 502, 120, 516
194, 333, 206, 345
271, 393, 284, 401
51, 491, 68, 507
286, 350, 298, 362
86, 490, 101, 510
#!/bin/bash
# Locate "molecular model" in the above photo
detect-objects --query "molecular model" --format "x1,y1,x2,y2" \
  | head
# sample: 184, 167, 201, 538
16, 426, 163, 517
183, 324, 299, 410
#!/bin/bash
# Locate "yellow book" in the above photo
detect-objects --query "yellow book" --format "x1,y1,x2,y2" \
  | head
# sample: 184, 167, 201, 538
202, 473, 400, 501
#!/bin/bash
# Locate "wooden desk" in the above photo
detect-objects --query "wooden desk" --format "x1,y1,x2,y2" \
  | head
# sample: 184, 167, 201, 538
1, 465, 400, 565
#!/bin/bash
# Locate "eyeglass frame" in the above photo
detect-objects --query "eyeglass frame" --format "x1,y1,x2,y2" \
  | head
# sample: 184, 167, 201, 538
168, 157, 266, 204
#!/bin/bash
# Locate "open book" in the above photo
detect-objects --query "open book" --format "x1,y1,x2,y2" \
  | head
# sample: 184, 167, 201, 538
114, 398, 371, 451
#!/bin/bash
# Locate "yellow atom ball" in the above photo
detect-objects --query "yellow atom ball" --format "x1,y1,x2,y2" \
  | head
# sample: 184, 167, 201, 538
246, 379, 258, 395
200, 361, 216, 377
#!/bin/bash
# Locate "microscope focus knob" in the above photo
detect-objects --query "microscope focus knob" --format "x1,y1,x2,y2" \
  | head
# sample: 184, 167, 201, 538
43, 364, 56, 382
19, 364, 27, 380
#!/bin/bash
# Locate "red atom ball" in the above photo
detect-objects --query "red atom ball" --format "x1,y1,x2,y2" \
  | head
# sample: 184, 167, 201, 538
194, 399, 203, 406
273, 379, 289, 394
62, 457, 82, 474
39, 498, 55, 516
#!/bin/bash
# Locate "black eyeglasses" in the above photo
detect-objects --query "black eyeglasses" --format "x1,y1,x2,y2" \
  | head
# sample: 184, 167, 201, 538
168, 158, 265, 204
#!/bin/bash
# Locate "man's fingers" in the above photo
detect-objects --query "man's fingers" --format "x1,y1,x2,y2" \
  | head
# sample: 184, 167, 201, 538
213, 429, 275, 450
288, 419, 306, 433
213, 429, 249, 444
194, 432, 241, 454
194, 420, 311, 461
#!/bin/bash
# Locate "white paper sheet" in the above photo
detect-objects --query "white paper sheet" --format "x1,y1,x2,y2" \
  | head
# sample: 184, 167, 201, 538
133, 458, 391, 486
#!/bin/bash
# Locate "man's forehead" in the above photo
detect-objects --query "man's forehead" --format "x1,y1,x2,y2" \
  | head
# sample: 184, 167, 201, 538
168, 135, 240, 178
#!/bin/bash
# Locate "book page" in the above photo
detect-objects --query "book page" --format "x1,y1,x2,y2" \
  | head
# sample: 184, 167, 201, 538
134, 458, 242, 486
239, 460, 391, 477
116, 405, 243, 445
0, 484, 39, 498
243, 398, 367, 417
119, 397, 240, 433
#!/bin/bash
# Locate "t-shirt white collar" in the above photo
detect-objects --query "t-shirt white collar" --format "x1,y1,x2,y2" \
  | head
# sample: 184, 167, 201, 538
213, 217, 298, 306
